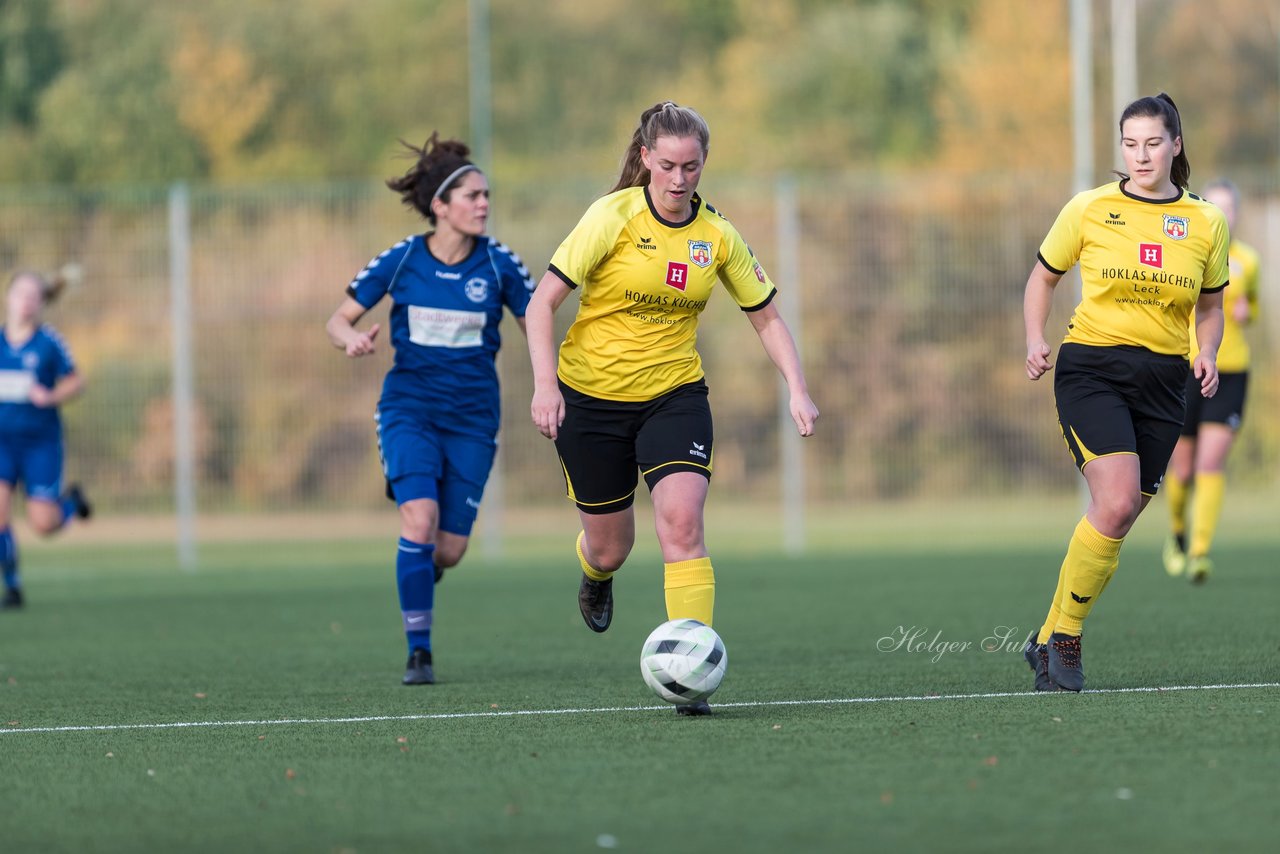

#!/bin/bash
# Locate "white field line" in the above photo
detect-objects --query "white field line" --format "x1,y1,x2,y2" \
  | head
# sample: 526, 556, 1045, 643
2, 681, 1277, 736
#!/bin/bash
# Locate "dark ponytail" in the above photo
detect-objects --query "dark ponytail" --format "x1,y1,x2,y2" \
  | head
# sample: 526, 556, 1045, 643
7, 264, 80, 306
1118, 92, 1190, 189
385, 132, 478, 223
609, 101, 710, 194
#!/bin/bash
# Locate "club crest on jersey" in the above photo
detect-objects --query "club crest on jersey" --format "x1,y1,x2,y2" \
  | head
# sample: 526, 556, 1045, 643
665, 261, 689, 291
23, 352, 38, 369
687, 240, 713, 269
464, 277, 489, 303
1139, 243, 1163, 269
1163, 214, 1189, 241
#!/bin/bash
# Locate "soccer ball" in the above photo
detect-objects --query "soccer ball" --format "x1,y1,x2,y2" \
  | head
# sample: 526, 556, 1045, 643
639, 618, 727, 705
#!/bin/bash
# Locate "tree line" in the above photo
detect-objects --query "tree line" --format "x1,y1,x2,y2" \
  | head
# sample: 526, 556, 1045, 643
1, 0, 1275, 189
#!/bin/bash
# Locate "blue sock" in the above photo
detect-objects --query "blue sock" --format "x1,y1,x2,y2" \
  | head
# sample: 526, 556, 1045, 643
58, 495, 77, 529
0, 527, 18, 591
397, 538, 436, 654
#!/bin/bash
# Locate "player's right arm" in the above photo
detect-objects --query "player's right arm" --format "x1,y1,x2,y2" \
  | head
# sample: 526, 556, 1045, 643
326, 296, 381, 358
1024, 261, 1064, 381
328, 238, 409, 358
526, 272, 575, 440
1026, 191, 1088, 381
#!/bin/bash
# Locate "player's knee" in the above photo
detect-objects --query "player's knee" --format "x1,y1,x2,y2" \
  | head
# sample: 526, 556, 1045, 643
398, 505, 437, 544
1095, 494, 1142, 535
435, 542, 467, 569
590, 539, 632, 573
26, 508, 61, 536
657, 512, 704, 554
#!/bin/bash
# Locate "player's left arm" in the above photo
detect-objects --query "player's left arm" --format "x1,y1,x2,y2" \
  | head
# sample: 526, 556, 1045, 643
1235, 250, 1260, 325
495, 244, 535, 340
28, 371, 83, 408
1194, 211, 1231, 397
745, 302, 817, 437
1192, 288, 1224, 399
29, 335, 83, 408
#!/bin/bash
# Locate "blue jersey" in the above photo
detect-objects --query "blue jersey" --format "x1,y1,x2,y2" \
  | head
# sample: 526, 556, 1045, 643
347, 234, 535, 435
0, 325, 76, 439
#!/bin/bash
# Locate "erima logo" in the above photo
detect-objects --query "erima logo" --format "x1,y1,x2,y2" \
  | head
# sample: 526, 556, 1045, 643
636, 236, 657, 250
1070, 592, 1092, 604
1106, 211, 1126, 225
689, 441, 708, 460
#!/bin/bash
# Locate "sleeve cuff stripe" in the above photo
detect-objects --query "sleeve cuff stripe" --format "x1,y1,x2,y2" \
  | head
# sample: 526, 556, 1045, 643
1201, 282, 1228, 295
548, 264, 579, 290
1037, 253, 1067, 276
742, 288, 777, 312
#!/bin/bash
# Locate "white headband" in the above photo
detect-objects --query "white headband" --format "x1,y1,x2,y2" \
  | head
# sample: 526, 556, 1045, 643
432, 164, 481, 203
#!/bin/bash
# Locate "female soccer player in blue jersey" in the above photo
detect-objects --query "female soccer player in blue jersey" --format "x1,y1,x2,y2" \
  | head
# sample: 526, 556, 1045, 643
326, 134, 534, 685
526, 102, 819, 715
1, 270, 92, 610
1022, 94, 1227, 691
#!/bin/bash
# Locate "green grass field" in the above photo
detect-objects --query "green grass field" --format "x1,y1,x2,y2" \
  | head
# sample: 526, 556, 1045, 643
2, 507, 1278, 853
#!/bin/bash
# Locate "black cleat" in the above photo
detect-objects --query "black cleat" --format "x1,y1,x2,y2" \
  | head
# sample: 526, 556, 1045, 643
578, 574, 613, 633
1047, 632, 1084, 692
65, 484, 92, 520
1023, 630, 1053, 692
675, 699, 713, 716
1, 587, 24, 610
402, 648, 435, 685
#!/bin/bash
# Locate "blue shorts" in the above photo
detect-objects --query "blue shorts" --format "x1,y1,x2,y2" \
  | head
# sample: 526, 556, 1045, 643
0, 433, 64, 501
375, 406, 497, 537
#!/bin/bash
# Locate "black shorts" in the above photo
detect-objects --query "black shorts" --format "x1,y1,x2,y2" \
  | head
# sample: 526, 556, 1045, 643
1054, 343, 1188, 496
554, 379, 713, 514
1181, 371, 1248, 435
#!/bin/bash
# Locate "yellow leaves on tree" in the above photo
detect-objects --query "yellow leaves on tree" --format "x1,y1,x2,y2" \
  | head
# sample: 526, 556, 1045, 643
934, 1, 1071, 175
169, 29, 276, 180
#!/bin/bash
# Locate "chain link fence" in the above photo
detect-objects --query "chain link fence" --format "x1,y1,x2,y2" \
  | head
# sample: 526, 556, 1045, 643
4, 172, 1276, 527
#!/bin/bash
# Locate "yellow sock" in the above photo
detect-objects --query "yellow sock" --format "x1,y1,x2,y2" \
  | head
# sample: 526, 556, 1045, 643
1189, 471, 1225, 557
664, 557, 715, 626
1165, 473, 1188, 537
576, 531, 612, 582
1037, 555, 1070, 645
1054, 516, 1123, 637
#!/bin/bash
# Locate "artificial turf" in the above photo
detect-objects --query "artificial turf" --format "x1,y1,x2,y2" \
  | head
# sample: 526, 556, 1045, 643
1, 528, 1277, 852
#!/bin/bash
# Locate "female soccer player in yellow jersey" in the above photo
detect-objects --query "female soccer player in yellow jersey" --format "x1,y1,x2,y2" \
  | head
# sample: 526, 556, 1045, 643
525, 101, 818, 715
1021, 94, 1229, 692
1162, 179, 1261, 584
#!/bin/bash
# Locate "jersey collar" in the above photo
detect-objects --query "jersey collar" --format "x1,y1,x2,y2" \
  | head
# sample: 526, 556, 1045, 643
422, 232, 482, 267
2, 326, 36, 352
1119, 178, 1183, 205
643, 186, 701, 229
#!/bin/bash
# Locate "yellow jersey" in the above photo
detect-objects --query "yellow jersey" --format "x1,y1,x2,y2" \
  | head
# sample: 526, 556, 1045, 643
549, 186, 776, 401
1190, 238, 1260, 372
1039, 180, 1229, 356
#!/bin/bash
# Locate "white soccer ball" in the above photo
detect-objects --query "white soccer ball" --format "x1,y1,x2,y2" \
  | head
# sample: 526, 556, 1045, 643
639, 618, 727, 705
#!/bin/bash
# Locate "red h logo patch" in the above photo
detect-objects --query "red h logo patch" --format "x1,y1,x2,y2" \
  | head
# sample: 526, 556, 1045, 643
1139, 243, 1163, 269
665, 261, 688, 291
